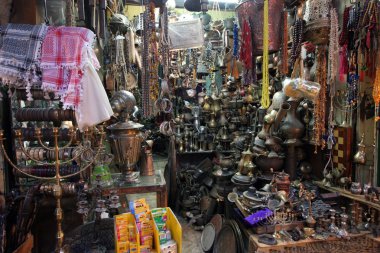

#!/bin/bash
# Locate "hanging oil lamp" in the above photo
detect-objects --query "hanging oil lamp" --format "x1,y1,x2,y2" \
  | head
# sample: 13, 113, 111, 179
304, 0, 331, 45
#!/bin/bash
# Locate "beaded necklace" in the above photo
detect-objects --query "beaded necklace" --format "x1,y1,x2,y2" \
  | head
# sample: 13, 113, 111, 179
240, 19, 253, 70
339, 7, 350, 46
261, 0, 270, 109
233, 23, 239, 58
373, 68, 380, 106
328, 8, 339, 88
327, 7, 338, 145
313, 47, 327, 152
159, 6, 170, 87
148, 3, 159, 104
142, 4, 150, 116
281, 10, 288, 76
290, 18, 304, 67
339, 6, 350, 82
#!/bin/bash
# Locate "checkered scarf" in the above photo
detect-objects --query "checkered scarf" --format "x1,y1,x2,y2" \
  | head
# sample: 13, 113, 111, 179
0, 23, 48, 99
41, 26, 98, 109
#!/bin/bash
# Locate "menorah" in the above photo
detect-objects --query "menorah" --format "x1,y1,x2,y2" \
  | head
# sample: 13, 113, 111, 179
267, 209, 296, 239
0, 126, 105, 253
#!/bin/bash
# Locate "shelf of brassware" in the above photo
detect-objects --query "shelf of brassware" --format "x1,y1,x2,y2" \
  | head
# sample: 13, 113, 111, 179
314, 181, 380, 211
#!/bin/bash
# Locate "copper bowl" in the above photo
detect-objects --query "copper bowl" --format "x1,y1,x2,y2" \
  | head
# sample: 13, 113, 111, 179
255, 154, 284, 174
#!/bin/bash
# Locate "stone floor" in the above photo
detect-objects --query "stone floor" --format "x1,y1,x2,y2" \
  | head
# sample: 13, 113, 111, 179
152, 155, 204, 252
178, 216, 203, 253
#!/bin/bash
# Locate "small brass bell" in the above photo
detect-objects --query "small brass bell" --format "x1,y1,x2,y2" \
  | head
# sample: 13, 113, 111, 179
353, 134, 366, 165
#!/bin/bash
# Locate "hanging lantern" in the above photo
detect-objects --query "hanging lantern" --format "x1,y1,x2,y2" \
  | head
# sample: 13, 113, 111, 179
235, 0, 284, 56
304, 0, 331, 45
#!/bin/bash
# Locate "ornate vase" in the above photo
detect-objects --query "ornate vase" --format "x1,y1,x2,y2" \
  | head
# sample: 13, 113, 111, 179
279, 99, 305, 140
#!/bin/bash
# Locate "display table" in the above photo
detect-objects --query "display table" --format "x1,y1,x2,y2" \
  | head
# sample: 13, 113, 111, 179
103, 170, 167, 207
314, 181, 380, 211
246, 231, 380, 253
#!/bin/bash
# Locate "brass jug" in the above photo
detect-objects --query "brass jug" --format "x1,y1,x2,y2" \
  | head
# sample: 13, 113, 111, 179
238, 147, 254, 175
353, 134, 366, 165
208, 112, 217, 129
140, 140, 154, 176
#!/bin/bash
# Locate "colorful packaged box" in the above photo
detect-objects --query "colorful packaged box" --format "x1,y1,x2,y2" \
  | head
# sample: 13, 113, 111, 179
160, 240, 177, 253
151, 208, 167, 224
130, 198, 150, 215
117, 242, 129, 253
159, 230, 167, 245
140, 245, 152, 253
140, 220, 154, 237
130, 242, 138, 253
141, 235, 153, 247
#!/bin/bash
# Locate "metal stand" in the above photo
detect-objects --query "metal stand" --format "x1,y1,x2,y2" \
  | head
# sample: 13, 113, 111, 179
0, 127, 104, 252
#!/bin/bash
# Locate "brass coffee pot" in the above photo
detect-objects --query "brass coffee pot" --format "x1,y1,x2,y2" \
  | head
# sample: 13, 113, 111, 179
238, 146, 255, 175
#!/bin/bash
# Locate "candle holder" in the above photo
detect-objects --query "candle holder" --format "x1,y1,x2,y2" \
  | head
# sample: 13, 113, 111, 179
0, 126, 104, 252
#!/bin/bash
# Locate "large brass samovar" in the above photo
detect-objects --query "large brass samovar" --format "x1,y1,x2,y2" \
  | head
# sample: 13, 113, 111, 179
107, 91, 144, 183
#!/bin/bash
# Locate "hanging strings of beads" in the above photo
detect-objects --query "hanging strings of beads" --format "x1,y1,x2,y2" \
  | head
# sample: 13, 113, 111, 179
339, 6, 350, 81
313, 47, 327, 152
373, 68, 380, 108
290, 3, 304, 69
281, 10, 288, 75
290, 18, 304, 67
362, 1, 377, 79
240, 20, 253, 70
233, 23, 239, 58
148, 2, 159, 105
240, 19, 253, 86
260, 0, 270, 109
141, 2, 159, 116
328, 8, 339, 88
326, 8, 339, 150
142, 2, 152, 117
159, 6, 170, 80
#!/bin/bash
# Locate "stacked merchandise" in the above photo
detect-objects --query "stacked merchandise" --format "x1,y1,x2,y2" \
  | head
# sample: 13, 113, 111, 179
151, 208, 177, 253
114, 212, 140, 253
129, 199, 156, 253
115, 198, 181, 253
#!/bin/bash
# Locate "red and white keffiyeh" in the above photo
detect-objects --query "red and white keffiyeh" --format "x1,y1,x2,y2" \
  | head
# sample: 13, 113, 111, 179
41, 26, 99, 109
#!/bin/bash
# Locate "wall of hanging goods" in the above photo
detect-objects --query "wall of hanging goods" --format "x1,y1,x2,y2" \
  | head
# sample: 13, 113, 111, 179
3, 0, 380, 252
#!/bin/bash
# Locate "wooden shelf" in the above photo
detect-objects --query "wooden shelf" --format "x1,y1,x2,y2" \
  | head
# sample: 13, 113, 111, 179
314, 181, 380, 211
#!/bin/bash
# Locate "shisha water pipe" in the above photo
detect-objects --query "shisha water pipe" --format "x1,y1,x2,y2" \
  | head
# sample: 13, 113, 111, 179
0, 126, 105, 252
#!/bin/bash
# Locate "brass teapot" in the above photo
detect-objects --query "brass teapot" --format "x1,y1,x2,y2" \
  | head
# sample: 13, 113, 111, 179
238, 146, 255, 175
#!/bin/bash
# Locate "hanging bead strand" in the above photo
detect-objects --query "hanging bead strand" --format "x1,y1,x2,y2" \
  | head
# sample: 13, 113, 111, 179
261, 0, 270, 109
281, 9, 288, 75
313, 47, 327, 152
